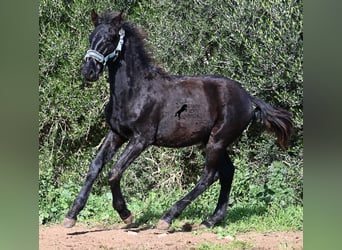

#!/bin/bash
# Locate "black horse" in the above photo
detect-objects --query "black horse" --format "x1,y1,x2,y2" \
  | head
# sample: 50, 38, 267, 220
63, 10, 293, 229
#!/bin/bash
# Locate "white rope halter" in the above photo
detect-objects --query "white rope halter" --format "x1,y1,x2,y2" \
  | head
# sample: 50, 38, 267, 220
84, 28, 125, 66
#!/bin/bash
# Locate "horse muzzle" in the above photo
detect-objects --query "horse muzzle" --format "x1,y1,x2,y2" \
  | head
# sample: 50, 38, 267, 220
81, 60, 102, 82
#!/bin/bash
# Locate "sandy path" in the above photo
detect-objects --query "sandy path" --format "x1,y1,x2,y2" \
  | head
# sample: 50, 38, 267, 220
39, 224, 303, 249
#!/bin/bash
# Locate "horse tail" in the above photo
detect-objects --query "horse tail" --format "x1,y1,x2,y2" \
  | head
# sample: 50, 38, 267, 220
251, 96, 294, 149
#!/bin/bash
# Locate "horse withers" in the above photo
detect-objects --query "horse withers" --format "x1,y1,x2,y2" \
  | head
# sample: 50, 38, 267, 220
63, 10, 293, 230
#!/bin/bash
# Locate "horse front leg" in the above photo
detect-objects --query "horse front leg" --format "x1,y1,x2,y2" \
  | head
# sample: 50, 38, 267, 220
108, 137, 149, 224
63, 130, 125, 228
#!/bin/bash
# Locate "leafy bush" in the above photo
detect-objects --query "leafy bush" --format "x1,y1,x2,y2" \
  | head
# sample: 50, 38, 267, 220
39, 0, 303, 224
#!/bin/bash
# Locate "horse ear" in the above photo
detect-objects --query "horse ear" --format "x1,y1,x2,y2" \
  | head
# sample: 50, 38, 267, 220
91, 9, 100, 26
119, 10, 126, 21
112, 10, 125, 26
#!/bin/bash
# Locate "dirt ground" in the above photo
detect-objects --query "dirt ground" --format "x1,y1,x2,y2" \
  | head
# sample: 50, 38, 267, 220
39, 224, 303, 250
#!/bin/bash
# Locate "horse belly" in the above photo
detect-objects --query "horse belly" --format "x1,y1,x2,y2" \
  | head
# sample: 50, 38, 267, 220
155, 104, 213, 147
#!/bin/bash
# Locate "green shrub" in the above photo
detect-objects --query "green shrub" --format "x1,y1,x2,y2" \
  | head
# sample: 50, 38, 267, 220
39, 0, 303, 224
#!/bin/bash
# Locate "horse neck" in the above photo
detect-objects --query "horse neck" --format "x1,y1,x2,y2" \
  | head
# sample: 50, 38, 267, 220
107, 33, 150, 95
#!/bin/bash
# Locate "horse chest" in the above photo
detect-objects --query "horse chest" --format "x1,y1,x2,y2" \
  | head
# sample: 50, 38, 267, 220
105, 96, 155, 139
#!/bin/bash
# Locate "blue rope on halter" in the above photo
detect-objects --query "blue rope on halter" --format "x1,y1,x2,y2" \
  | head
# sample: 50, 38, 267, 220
84, 28, 125, 66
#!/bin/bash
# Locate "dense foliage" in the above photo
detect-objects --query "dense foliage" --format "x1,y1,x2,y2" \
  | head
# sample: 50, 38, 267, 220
39, 0, 303, 224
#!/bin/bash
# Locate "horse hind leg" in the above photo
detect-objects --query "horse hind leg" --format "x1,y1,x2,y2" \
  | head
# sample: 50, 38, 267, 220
201, 152, 235, 228
156, 169, 218, 230
157, 142, 224, 230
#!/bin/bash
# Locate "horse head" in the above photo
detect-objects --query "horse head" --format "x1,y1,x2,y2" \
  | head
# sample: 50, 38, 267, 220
81, 10, 125, 82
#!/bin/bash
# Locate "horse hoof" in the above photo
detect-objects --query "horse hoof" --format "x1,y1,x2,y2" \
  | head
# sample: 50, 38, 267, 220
200, 220, 216, 229
63, 217, 76, 228
199, 223, 210, 229
156, 219, 170, 230
188, 223, 209, 231
123, 214, 133, 224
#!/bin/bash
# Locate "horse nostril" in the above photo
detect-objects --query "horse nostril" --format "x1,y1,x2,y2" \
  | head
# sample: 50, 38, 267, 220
88, 69, 95, 79
82, 67, 97, 81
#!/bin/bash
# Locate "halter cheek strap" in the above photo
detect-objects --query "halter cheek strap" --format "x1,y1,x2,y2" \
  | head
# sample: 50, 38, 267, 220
84, 28, 125, 66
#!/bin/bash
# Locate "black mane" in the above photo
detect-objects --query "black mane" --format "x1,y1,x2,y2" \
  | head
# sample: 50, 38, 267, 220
122, 21, 154, 68
99, 11, 170, 79
123, 21, 172, 80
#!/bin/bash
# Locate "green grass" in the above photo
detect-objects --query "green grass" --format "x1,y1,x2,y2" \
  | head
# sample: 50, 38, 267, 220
70, 189, 302, 231
40, 178, 302, 241
215, 204, 302, 236
197, 240, 253, 250
125, 188, 303, 237
40, 183, 302, 236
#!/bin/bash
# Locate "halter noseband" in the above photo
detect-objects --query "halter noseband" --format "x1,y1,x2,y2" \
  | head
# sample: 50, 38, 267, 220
84, 28, 125, 66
